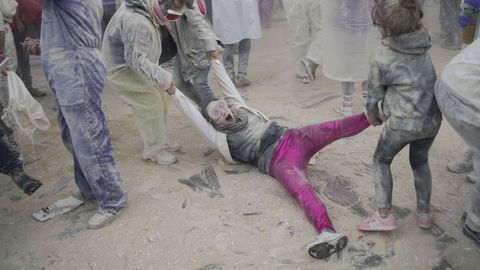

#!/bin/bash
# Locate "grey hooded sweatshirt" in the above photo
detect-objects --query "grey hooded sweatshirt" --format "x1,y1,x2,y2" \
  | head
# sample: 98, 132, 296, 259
366, 26, 442, 131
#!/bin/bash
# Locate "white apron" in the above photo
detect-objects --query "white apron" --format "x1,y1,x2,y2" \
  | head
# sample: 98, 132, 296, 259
321, 0, 379, 82
212, 0, 261, 45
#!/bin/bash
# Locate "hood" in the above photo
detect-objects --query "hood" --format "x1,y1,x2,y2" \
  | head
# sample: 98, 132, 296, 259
125, 0, 169, 26
382, 26, 432, 55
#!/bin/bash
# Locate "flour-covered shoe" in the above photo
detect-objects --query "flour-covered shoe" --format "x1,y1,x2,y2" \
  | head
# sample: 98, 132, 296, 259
357, 211, 397, 231
143, 149, 177, 165
416, 209, 432, 229
447, 150, 473, 173
88, 209, 121, 230
307, 230, 348, 259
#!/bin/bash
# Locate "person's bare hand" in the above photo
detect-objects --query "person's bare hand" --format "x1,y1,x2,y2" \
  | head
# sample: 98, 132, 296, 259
367, 115, 383, 126
166, 82, 176, 95
22, 38, 41, 56
207, 50, 218, 60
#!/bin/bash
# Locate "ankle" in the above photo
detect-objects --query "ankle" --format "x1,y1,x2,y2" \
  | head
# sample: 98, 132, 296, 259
378, 208, 391, 218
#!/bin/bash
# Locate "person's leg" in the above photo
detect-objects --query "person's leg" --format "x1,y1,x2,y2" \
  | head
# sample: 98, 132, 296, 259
465, 149, 480, 244
337, 82, 354, 115
283, 0, 313, 82
440, 0, 462, 49
305, 0, 322, 68
236, 39, 252, 87
173, 57, 203, 106
0, 120, 42, 195
259, 0, 274, 28
298, 113, 370, 160
358, 127, 410, 231
361, 81, 368, 107
222, 43, 236, 81
192, 65, 217, 109
269, 131, 347, 259
56, 103, 94, 199
409, 136, 436, 228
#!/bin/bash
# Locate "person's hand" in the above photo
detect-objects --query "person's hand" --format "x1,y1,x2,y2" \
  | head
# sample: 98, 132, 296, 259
207, 50, 218, 60
166, 82, 176, 95
367, 115, 383, 126
22, 38, 41, 55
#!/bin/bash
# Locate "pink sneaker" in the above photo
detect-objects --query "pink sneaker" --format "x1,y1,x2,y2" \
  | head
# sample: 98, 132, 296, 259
357, 211, 397, 231
416, 209, 432, 229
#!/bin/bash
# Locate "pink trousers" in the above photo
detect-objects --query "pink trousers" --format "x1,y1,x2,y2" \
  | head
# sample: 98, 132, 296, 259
269, 113, 370, 232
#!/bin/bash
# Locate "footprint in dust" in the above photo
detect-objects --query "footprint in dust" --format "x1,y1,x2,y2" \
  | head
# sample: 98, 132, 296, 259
178, 166, 223, 198
347, 236, 393, 269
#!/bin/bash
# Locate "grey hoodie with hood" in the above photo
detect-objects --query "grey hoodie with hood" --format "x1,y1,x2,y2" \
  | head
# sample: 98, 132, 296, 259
366, 26, 442, 131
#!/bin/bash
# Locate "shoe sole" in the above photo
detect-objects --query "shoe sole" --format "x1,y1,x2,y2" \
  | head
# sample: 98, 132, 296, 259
357, 225, 397, 232
143, 157, 177, 165
307, 235, 348, 259
463, 226, 480, 246
417, 223, 432, 229
88, 207, 126, 230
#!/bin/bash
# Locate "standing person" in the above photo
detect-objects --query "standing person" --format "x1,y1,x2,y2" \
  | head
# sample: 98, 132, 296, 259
41, 0, 128, 229
171, 0, 219, 110
435, 39, 480, 245
358, 0, 442, 232
11, 0, 46, 97
212, 0, 261, 88
0, 0, 42, 196
172, 60, 371, 260
282, 0, 322, 84
102, 0, 118, 34
439, 0, 462, 50
103, 0, 194, 165
321, 0, 378, 115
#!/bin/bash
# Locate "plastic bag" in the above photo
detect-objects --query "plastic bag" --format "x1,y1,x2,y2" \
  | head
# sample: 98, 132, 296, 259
2, 71, 50, 140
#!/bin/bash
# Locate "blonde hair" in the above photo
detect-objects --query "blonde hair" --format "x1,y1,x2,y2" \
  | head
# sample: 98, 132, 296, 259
372, 0, 423, 37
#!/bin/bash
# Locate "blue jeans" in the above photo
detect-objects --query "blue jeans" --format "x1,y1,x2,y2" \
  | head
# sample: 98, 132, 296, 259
46, 48, 127, 212
173, 57, 216, 110
222, 39, 251, 80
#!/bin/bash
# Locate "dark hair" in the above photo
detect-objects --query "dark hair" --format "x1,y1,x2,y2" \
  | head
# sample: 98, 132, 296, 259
372, 0, 423, 37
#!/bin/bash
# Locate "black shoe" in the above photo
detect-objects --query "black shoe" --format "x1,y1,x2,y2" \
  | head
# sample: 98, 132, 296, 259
461, 212, 467, 226
463, 223, 480, 246
28, 87, 47, 97
15, 174, 43, 195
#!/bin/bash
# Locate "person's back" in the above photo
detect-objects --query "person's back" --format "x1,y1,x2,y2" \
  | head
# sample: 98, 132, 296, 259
359, 0, 441, 233
369, 26, 441, 131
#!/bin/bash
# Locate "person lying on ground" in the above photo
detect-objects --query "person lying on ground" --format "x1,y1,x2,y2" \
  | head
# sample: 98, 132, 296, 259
172, 60, 371, 260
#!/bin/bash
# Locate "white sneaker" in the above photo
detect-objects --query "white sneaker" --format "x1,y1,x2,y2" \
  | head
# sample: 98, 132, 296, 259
87, 209, 119, 230
306, 230, 348, 259
335, 106, 353, 116
467, 172, 479, 183
143, 149, 177, 165
165, 141, 181, 152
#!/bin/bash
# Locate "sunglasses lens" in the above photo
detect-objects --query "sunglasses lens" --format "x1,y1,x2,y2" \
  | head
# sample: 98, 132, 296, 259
166, 13, 181, 21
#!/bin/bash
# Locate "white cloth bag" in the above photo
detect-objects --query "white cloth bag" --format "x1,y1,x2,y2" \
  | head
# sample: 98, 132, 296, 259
2, 71, 50, 139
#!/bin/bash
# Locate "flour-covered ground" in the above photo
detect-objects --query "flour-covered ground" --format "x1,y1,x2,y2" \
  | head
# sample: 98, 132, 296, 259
1, 2, 478, 269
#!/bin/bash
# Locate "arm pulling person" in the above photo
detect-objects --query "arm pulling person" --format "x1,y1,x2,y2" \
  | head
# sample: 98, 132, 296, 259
122, 19, 173, 92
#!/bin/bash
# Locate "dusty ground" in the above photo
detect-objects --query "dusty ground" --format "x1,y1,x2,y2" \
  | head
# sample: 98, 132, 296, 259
1, 1, 479, 269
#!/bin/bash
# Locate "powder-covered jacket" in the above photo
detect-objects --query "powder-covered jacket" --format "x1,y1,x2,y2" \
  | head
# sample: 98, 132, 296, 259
172, 0, 218, 81
366, 27, 442, 131
102, 3, 172, 91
